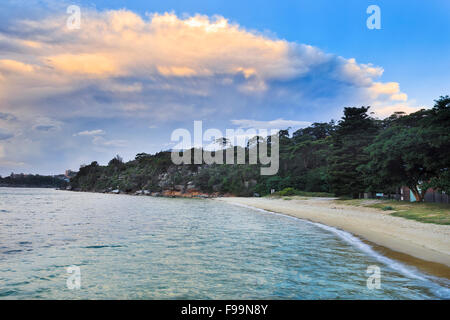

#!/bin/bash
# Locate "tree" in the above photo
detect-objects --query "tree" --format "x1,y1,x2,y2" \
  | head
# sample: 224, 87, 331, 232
365, 96, 450, 201
108, 155, 123, 166
365, 125, 433, 201
286, 122, 334, 192
328, 107, 379, 197
215, 137, 231, 148
420, 96, 450, 194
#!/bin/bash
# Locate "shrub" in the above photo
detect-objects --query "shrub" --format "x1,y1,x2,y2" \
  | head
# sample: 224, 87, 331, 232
279, 187, 297, 196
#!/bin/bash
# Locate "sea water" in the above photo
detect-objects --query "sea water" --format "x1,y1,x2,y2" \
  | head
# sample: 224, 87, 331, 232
0, 188, 448, 299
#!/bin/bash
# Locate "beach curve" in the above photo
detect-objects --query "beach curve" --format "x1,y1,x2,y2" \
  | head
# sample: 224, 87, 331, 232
216, 197, 450, 271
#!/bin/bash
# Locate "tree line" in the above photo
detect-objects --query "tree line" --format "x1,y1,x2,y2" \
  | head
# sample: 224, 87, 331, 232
0, 173, 68, 188
70, 95, 450, 201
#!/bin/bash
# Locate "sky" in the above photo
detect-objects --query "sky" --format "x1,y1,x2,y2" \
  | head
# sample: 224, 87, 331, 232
0, 0, 449, 175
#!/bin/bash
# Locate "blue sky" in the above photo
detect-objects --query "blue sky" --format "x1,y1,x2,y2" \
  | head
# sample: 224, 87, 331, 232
0, 0, 449, 175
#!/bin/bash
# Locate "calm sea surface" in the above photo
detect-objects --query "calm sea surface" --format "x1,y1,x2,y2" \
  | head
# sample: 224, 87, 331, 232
0, 188, 448, 299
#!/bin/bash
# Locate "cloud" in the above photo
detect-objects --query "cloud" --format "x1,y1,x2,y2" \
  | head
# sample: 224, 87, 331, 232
0, 3, 421, 174
0, 8, 415, 120
73, 129, 126, 148
32, 117, 62, 132
368, 82, 408, 101
74, 129, 105, 136
0, 112, 17, 121
49, 54, 120, 76
231, 119, 311, 129
92, 136, 127, 148
369, 101, 421, 117
0, 129, 13, 140
0, 59, 34, 73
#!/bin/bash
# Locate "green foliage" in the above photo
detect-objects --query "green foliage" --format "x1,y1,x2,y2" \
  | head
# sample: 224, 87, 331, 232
69, 95, 449, 200
328, 106, 379, 197
0, 173, 67, 188
279, 187, 296, 196
273, 187, 334, 197
364, 96, 450, 201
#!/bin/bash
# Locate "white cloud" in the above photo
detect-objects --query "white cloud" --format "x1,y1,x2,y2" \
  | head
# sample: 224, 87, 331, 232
73, 129, 105, 136
73, 129, 126, 148
231, 119, 311, 129
0, 5, 422, 173
32, 117, 62, 132
0, 9, 415, 120
0, 112, 17, 121
92, 136, 127, 148
0, 129, 13, 140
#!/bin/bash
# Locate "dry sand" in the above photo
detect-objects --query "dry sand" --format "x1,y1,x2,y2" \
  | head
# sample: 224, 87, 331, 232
216, 197, 450, 273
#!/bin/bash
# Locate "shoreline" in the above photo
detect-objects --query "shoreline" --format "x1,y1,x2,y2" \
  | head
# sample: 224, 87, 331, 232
216, 197, 450, 279
59, 188, 222, 199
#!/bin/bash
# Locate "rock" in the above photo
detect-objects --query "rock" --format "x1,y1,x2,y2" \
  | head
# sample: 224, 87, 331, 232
66, 185, 72, 190
174, 184, 184, 192
135, 190, 143, 195
253, 193, 260, 197
152, 192, 161, 197
194, 195, 209, 198
158, 179, 171, 189
244, 180, 257, 189
111, 189, 120, 194
143, 190, 151, 195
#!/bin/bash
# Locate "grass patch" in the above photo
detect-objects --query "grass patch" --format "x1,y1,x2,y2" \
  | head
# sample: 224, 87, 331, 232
338, 199, 450, 225
270, 187, 335, 198
294, 191, 335, 197
389, 202, 450, 225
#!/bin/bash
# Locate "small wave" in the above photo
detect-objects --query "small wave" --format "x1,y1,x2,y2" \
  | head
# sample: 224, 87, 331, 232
0, 289, 19, 297
3, 249, 23, 254
84, 245, 123, 249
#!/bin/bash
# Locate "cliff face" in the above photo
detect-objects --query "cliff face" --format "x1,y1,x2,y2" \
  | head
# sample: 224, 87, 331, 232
68, 152, 262, 197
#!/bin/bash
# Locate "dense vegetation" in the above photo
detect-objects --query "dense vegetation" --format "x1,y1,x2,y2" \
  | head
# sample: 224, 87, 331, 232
70, 96, 450, 201
0, 173, 67, 188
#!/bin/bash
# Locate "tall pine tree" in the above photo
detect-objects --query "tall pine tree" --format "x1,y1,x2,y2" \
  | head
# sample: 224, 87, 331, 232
328, 107, 379, 197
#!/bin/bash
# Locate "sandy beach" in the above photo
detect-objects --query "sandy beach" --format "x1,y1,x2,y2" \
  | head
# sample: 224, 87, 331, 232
217, 197, 450, 274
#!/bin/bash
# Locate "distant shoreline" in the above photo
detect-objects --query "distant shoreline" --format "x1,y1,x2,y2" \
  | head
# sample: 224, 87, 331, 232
0, 185, 57, 189
216, 197, 450, 279
61, 187, 224, 199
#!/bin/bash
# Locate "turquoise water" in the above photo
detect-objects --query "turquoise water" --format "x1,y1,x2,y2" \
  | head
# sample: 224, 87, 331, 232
0, 188, 448, 299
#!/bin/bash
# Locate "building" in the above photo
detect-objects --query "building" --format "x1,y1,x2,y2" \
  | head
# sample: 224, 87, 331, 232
64, 170, 77, 179
400, 186, 448, 204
